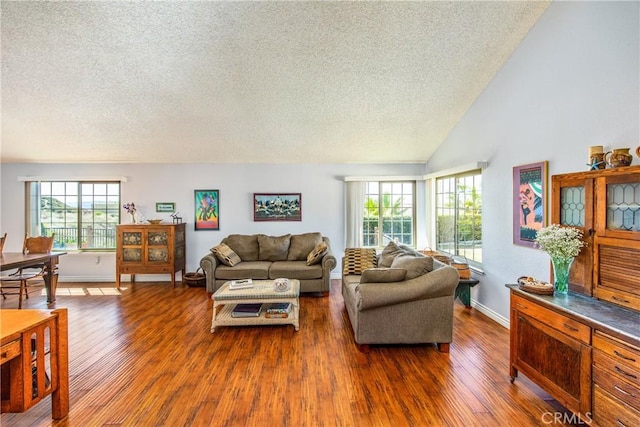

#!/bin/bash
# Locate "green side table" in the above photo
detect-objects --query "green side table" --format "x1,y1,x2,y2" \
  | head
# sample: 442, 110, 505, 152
455, 278, 480, 308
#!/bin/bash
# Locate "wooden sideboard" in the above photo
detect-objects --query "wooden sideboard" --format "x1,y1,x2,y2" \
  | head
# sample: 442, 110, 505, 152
115, 223, 186, 288
510, 165, 640, 425
1, 309, 69, 419
508, 287, 640, 425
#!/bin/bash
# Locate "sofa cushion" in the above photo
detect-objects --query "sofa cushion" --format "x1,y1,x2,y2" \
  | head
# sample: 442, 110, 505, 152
306, 241, 328, 266
343, 248, 378, 275
288, 232, 323, 261
222, 234, 260, 261
378, 241, 416, 267
210, 243, 242, 267
258, 234, 291, 261
360, 268, 407, 284
270, 261, 323, 280
214, 261, 271, 280
390, 255, 433, 280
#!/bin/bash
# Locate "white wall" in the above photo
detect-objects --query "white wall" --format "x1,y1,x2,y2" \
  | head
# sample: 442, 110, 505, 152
427, 1, 640, 324
0, 162, 424, 281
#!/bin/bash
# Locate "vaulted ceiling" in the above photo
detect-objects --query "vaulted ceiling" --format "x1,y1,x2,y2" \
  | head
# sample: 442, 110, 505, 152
1, 1, 550, 164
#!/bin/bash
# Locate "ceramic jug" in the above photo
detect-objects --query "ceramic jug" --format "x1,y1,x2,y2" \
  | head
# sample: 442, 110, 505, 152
636, 146, 640, 159
605, 148, 633, 168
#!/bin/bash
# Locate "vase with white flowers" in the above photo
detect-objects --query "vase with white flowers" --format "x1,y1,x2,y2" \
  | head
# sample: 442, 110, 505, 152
534, 224, 586, 295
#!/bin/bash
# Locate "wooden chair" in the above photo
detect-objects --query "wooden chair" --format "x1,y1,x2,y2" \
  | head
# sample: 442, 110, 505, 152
0, 234, 55, 308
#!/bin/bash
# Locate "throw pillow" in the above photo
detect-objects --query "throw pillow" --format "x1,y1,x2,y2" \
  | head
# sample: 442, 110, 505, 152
222, 234, 260, 261
378, 241, 415, 267
360, 268, 407, 283
306, 241, 328, 266
390, 255, 433, 280
258, 234, 291, 261
211, 243, 242, 267
343, 248, 378, 275
288, 232, 323, 261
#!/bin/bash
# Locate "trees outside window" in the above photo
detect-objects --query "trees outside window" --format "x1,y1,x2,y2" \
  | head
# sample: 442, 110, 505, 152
435, 172, 482, 265
363, 181, 415, 247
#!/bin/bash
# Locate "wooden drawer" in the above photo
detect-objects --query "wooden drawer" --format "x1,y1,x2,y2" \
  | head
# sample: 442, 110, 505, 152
595, 287, 640, 311
0, 340, 21, 364
593, 365, 640, 409
593, 331, 640, 372
512, 294, 590, 344
593, 385, 640, 427
594, 350, 640, 388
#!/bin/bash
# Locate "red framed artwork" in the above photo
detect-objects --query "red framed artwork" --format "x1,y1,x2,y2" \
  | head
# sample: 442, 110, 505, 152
513, 161, 548, 247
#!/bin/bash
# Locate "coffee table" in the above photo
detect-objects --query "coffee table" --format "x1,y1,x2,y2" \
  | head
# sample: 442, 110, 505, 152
210, 279, 300, 332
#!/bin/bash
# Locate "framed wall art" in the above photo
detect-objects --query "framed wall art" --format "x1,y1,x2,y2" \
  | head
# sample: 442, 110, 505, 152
513, 161, 548, 247
254, 193, 301, 221
155, 202, 175, 213
194, 190, 219, 230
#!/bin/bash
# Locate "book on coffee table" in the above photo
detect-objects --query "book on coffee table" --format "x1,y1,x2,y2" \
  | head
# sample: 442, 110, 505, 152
265, 302, 292, 314
231, 303, 263, 318
229, 279, 253, 290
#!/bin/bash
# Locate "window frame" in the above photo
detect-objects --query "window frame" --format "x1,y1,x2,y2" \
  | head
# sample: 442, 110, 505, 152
433, 170, 482, 268
26, 180, 121, 251
363, 180, 416, 248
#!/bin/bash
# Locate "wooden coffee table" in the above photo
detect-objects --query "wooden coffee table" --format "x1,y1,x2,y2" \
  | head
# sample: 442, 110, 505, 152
210, 279, 300, 332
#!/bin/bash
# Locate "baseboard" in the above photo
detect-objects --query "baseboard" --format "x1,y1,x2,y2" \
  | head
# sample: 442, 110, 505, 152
470, 298, 510, 329
58, 275, 168, 283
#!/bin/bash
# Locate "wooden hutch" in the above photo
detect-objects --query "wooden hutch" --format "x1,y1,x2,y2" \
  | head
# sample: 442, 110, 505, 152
116, 223, 186, 288
509, 165, 640, 425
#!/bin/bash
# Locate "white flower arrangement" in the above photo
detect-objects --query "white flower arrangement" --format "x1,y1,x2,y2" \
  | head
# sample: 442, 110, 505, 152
534, 224, 586, 259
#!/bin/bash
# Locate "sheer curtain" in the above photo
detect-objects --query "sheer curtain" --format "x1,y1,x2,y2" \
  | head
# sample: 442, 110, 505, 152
344, 180, 365, 248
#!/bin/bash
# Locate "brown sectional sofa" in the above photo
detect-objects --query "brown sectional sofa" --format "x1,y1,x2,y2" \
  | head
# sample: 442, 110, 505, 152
199, 232, 337, 294
342, 243, 459, 352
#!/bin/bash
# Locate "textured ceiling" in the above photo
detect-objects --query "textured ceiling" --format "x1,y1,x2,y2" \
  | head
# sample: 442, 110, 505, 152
1, 1, 550, 164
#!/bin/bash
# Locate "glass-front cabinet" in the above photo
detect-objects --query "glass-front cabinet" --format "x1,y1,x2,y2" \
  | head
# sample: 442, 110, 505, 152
552, 166, 640, 308
116, 223, 186, 288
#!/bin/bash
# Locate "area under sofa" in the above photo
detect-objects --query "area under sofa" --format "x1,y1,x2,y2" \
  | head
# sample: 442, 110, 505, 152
199, 232, 337, 294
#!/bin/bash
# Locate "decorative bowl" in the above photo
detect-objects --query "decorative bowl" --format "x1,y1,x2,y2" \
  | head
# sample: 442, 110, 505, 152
517, 276, 554, 295
273, 278, 291, 292
147, 219, 163, 225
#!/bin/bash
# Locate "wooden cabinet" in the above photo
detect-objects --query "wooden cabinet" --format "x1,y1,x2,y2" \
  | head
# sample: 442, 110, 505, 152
592, 331, 640, 426
116, 223, 186, 288
1, 309, 69, 419
509, 294, 592, 417
510, 165, 640, 424
552, 165, 640, 306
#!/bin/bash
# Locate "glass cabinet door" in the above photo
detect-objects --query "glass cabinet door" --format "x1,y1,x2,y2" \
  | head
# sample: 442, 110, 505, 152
606, 180, 640, 232
560, 186, 586, 227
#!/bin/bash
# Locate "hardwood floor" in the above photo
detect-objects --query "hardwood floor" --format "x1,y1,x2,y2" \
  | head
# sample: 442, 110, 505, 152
1, 280, 578, 426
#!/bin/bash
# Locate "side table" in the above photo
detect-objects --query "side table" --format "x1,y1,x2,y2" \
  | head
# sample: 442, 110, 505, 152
455, 278, 480, 308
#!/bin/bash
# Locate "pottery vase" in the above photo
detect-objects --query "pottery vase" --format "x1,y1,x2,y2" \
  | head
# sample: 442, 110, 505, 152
605, 148, 633, 168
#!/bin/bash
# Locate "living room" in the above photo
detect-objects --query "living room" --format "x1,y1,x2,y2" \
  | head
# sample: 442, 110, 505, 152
1, 1, 639, 426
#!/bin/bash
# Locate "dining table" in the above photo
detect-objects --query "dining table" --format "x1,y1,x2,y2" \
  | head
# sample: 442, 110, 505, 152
0, 252, 67, 305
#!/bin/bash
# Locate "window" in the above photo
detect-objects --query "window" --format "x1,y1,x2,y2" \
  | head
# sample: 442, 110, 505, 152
27, 181, 121, 250
363, 181, 415, 247
435, 171, 482, 265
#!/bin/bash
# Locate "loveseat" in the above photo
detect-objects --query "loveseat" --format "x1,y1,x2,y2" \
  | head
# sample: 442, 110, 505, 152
200, 232, 336, 294
342, 242, 459, 352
